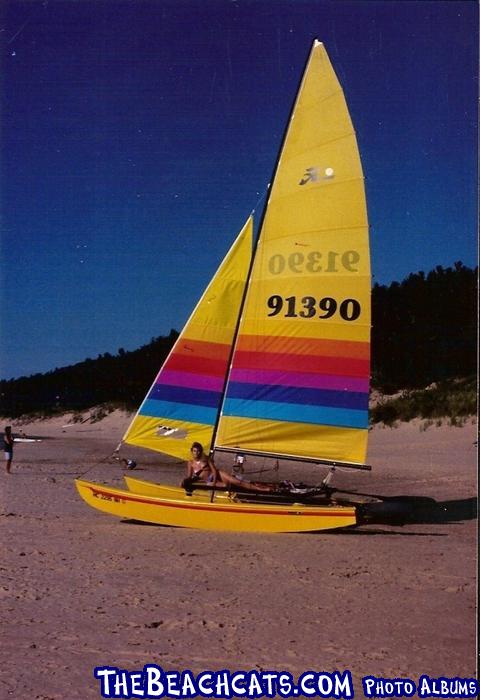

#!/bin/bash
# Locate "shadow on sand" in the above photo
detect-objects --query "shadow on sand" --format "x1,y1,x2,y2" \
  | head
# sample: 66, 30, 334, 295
358, 495, 477, 527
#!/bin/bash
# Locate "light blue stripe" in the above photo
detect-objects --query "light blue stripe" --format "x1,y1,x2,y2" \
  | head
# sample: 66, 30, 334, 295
140, 399, 217, 426
222, 398, 368, 429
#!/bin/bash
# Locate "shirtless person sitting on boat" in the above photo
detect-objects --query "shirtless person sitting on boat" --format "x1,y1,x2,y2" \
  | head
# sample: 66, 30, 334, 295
182, 442, 274, 493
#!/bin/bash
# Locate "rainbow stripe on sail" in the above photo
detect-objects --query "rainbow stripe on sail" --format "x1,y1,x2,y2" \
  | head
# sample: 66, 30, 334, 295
215, 42, 370, 465
217, 333, 369, 464
224, 336, 369, 428
122, 218, 252, 460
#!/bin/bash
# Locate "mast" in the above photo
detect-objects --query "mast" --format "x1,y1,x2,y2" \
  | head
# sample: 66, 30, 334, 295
208, 209, 259, 455
210, 43, 320, 457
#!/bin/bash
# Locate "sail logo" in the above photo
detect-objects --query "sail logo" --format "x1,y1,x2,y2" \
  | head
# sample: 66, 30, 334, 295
156, 425, 188, 440
299, 166, 335, 185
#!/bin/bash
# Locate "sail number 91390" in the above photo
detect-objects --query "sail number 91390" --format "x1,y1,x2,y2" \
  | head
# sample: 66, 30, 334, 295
267, 295, 361, 321
268, 250, 360, 275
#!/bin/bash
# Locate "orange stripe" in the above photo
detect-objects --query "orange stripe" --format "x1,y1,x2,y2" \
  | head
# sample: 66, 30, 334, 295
174, 338, 231, 361
235, 334, 369, 360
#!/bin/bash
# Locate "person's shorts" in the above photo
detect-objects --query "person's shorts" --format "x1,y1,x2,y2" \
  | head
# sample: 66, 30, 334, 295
4, 451, 12, 460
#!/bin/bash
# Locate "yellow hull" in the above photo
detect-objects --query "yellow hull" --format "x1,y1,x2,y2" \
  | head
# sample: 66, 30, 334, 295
76, 479, 357, 533
124, 475, 230, 501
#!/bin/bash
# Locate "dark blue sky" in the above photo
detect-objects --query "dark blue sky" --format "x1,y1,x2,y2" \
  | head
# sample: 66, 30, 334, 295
1, 0, 477, 380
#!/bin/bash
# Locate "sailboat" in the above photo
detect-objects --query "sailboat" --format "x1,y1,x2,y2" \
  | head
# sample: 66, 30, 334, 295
76, 40, 371, 533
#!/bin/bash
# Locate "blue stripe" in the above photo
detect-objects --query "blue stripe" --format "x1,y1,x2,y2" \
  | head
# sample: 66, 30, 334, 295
226, 382, 368, 411
140, 399, 217, 426
222, 398, 368, 429
148, 384, 221, 409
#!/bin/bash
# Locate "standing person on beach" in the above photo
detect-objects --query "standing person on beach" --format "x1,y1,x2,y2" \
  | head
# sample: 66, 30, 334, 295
4, 426, 14, 473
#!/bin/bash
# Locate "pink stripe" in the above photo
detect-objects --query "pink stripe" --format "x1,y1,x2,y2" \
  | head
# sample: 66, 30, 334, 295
156, 369, 224, 392
229, 369, 369, 393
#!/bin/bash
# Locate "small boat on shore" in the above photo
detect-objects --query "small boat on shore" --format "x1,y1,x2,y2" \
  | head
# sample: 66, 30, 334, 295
76, 40, 371, 533
76, 478, 357, 533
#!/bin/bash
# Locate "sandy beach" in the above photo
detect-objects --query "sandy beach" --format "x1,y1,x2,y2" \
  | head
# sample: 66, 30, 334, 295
1, 411, 477, 699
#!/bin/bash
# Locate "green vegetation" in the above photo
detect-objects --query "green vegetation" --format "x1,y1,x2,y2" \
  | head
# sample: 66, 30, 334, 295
0, 331, 179, 418
370, 376, 477, 427
371, 262, 477, 392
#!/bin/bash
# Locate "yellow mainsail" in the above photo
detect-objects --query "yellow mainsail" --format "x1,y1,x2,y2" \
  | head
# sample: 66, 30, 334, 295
215, 42, 371, 465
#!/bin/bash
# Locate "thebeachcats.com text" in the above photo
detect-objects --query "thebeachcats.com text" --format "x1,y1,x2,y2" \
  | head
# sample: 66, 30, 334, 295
94, 665, 480, 698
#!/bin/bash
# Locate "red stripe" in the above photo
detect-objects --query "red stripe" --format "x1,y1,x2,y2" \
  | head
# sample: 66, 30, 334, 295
89, 487, 356, 518
236, 334, 370, 360
164, 354, 228, 377
232, 351, 369, 377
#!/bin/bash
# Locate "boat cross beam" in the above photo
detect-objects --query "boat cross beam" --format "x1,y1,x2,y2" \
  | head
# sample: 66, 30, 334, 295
213, 447, 371, 471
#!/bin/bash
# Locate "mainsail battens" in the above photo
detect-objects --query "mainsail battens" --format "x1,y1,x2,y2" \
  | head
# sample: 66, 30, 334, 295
122, 217, 253, 459
215, 42, 371, 466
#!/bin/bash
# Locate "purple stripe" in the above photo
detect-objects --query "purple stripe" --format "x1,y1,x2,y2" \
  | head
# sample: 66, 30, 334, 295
229, 368, 369, 393
148, 384, 220, 408
155, 369, 224, 392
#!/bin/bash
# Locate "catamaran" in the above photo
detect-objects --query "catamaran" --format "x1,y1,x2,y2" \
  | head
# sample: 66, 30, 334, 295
76, 40, 371, 532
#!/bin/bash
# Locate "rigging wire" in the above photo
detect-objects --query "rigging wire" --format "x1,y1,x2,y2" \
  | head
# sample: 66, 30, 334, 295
250, 184, 270, 218
76, 452, 118, 479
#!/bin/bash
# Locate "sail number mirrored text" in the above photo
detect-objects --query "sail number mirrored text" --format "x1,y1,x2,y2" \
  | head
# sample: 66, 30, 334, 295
268, 250, 360, 275
267, 295, 361, 321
